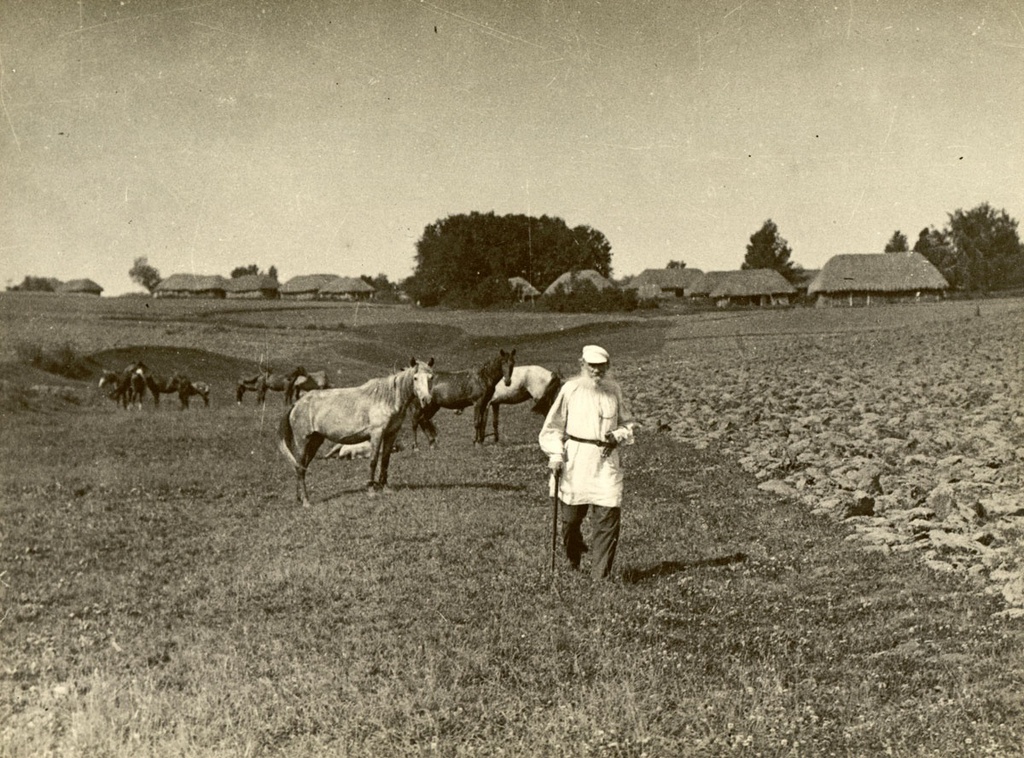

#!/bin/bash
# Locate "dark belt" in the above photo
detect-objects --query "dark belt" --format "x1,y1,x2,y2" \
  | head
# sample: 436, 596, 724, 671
566, 433, 616, 457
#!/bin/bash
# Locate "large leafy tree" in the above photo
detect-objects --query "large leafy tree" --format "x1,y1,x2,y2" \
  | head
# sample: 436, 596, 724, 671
128, 257, 161, 293
913, 227, 960, 289
743, 219, 798, 282
406, 212, 613, 307
945, 203, 1023, 291
884, 230, 909, 252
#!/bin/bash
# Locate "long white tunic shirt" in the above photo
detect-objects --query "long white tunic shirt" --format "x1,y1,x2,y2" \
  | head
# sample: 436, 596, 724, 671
538, 375, 636, 508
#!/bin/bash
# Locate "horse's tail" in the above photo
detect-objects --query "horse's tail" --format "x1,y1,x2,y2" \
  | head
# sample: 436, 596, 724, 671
532, 372, 562, 415
277, 407, 300, 469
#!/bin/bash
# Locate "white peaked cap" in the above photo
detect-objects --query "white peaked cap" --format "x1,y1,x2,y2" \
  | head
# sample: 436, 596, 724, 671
581, 344, 609, 364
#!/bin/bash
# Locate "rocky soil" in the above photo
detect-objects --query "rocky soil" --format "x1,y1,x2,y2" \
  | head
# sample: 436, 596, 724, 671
624, 304, 1024, 617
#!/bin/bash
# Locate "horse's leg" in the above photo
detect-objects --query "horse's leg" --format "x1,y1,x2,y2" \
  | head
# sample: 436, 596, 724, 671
491, 402, 500, 443
473, 399, 486, 445
474, 391, 496, 445
377, 431, 400, 489
411, 403, 438, 448
419, 403, 440, 447
296, 432, 325, 506
366, 432, 385, 490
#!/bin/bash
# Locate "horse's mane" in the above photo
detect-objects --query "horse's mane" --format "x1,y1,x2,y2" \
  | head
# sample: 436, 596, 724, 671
363, 365, 415, 408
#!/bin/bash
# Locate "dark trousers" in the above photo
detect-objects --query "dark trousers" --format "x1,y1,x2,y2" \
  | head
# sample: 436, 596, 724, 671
560, 503, 621, 580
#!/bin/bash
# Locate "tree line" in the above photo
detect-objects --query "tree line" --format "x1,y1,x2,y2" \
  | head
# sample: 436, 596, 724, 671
9, 201, 1020, 303
403, 212, 612, 307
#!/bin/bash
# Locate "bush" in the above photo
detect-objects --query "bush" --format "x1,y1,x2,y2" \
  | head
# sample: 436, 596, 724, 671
540, 279, 640, 313
15, 341, 93, 380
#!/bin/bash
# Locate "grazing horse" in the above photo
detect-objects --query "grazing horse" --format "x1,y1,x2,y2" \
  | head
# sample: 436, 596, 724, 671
145, 373, 181, 407
277, 358, 435, 505
411, 349, 515, 447
486, 365, 563, 443
98, 363, 147, 410
236, 367, 305, 404
177, 377, 211, 408
286, 370, 331, 404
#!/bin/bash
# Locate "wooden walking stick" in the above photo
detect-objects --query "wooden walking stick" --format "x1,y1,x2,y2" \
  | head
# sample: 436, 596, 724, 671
551, 469, 560, 574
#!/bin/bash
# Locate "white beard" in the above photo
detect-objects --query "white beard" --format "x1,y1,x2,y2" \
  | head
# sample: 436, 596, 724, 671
576, 371, 616, 395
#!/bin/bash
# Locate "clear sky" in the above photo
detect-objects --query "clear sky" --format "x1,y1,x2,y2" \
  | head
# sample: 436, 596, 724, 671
1, 0, 1021, 295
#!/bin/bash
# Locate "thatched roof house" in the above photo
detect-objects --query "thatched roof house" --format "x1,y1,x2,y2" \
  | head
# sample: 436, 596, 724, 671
319, 276, 375, 300
706, 269, 796, 307
687, 271, 730, 297
808, 252, 948, 307
508, 276, 540, 301
58, 278, 103, 296
226, 274, 280, 299
625, 268, 704, 299
543, 269, 616, 296
154, 274, 229, 298
280, 274, 341, 300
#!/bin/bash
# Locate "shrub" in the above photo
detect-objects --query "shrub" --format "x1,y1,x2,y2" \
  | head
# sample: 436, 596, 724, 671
540, 279, 640, 313
15, 341, 93, 380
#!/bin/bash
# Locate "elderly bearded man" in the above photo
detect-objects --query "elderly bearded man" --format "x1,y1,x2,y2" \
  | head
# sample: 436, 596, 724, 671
539, 345, 638, 579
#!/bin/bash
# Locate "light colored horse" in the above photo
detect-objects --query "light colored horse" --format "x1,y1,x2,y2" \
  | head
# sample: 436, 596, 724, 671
486, 365, 562, 442
277, 358, 435, 505
411, 349, 515, 447
321, 439, 404, 460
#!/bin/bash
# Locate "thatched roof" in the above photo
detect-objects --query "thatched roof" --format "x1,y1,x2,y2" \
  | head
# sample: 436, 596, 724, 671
543, 269, 616, 296
687, 271, 731, 296
808, 252, 948, 295
280, 274, 341, 294
707, 269, 796, 298
319, 276, 375, 294
59, 278, 103, 294
508, 276, 540, 297
155, 274, 229, 292
227, 274, 279, 293
625, 267, 704, 291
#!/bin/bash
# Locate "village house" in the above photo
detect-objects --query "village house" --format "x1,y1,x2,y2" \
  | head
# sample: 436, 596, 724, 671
153, 274, 229, 299
279, 274, 341, 300
624, 267, 705, 300
58, 279, 103, 296
705, 269, 797, 307
318, 276, 375, 301
808, 252, 949, 307
225, 274, 280, 300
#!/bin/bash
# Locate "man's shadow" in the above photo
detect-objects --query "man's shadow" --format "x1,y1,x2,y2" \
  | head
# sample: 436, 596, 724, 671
620, 552, 747, 584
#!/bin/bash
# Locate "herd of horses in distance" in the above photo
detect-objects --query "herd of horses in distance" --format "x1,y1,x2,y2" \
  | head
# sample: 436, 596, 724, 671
100, 350, 563, 503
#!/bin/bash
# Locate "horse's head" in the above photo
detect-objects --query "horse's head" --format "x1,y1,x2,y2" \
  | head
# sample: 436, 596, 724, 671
410, 357, 435, 406
500, 349, 516, 387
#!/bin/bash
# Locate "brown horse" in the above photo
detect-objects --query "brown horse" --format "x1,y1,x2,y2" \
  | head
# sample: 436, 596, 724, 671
144, 373, 181, 407
411, 349, 515, 447
286, 370, 331, 404
176, 377, 211, 408
98, 362, 147, 410
277, 358, 435, 504
236, 367, 305, 404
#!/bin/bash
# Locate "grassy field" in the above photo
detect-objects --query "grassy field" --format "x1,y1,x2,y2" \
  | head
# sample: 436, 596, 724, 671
2, 294, 1023, 756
